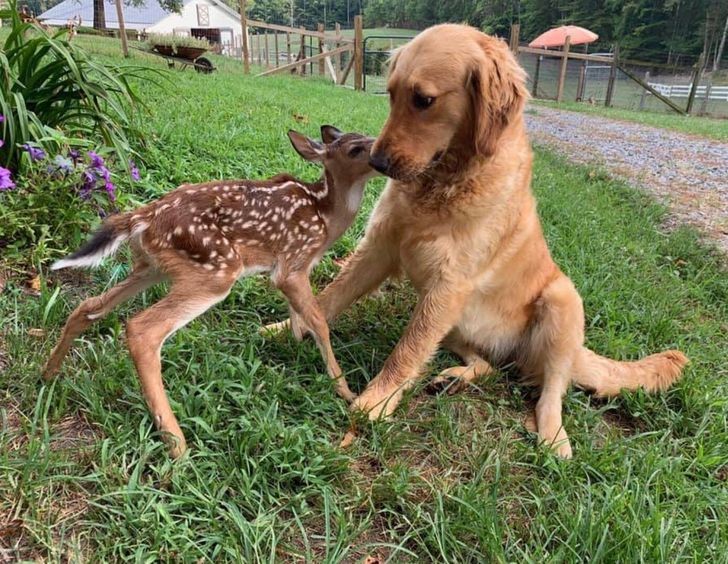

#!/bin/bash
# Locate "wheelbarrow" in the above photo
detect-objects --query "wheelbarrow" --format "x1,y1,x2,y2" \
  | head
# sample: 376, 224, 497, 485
149, 45, 215, 74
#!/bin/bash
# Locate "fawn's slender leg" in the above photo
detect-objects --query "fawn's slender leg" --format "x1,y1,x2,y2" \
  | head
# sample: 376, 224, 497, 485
277, 272, 356, 402
43, 266, 163, 379
262, 220, 399, 336
126, 278, 232, 458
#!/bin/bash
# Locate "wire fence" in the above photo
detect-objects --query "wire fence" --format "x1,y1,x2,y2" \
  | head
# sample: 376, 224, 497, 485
356, 32, 728, 118
517, 51, 728, 118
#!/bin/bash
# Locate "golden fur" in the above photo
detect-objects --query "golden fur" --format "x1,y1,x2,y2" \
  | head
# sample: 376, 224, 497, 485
306, 24, 687, 457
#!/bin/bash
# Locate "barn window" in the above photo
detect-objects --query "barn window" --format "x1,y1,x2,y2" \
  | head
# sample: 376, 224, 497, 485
196, 5, 210, 26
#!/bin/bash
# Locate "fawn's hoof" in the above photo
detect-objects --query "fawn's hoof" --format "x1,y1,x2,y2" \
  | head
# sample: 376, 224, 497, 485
165, 434, 187, 459
41, 360, 60, 381
259, 319, 290, 337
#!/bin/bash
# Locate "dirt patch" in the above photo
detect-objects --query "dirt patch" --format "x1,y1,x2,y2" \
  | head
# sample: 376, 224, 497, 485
0, 487, 91, 563
0, 406, 97, 562
2, 405, 99, 454
601, 408, 648, 436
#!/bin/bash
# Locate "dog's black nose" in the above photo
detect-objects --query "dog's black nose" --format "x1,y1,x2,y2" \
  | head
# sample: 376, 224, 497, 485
369, 152, 390, 174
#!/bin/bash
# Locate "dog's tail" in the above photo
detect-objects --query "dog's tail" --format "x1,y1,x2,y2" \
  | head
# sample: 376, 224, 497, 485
51, 212, 146, 270
572, 346, 687, 397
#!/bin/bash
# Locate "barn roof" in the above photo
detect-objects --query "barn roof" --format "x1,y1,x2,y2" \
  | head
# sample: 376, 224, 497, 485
38, 0, 239, 30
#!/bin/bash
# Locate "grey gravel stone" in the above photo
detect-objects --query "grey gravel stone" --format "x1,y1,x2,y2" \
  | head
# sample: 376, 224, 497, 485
525, 106, 728, 257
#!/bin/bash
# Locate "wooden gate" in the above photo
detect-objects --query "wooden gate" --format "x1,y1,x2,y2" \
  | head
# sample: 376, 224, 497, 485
238, 1, 364, 90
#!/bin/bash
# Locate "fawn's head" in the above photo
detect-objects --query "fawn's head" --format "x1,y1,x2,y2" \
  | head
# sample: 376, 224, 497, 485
288, 126, 377, 193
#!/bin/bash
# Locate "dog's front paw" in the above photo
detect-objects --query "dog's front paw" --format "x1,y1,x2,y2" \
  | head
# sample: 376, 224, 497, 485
351, 384, 403, 420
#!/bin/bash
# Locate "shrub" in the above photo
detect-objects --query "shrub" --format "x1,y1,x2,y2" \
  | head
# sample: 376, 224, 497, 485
0, 0, 156, 173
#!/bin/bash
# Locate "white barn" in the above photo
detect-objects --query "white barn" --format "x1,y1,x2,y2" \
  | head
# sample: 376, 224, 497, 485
39, 0, 244, 55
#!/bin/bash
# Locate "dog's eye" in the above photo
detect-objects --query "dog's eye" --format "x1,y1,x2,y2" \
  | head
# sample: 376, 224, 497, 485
348, 146, 363, 158
413, 92, 434, 110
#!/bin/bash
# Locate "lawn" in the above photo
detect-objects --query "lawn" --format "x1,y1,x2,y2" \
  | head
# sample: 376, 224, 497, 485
532, 99, 728, 142
1, 36, 727, 562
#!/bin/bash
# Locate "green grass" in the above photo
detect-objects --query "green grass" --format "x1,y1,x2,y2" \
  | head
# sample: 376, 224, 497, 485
2, 35, 728, 562
532, 99, 728, 141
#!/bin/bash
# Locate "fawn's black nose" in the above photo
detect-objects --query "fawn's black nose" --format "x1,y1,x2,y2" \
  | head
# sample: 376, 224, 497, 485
369, 152, 390, 175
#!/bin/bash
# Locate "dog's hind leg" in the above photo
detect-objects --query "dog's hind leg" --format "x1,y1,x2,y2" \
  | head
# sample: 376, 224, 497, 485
428, 329, 494, 395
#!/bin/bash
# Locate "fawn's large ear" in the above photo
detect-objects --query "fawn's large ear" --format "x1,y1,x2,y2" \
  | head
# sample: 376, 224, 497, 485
320, 125, 343, 144
288, 130, 325, 162
470, 35, 529, 157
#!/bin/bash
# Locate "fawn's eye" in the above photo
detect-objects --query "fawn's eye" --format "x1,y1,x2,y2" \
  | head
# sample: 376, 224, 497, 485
348, 146, 364, 158
413, 92, 434, 110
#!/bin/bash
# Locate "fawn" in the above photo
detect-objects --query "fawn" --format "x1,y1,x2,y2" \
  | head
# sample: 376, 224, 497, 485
44, 126, 377, 457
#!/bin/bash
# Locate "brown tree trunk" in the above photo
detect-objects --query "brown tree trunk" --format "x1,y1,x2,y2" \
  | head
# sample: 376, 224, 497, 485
94, 0, 106, 30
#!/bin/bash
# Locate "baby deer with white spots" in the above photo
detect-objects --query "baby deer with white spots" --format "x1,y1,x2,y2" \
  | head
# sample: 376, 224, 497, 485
44, 126, 377, 458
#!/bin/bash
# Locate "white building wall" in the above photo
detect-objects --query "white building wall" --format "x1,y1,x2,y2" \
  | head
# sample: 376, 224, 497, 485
148, 1, 240, 34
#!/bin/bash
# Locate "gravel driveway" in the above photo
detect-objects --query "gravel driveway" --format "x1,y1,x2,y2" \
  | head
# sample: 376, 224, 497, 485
525, 106, 728, 256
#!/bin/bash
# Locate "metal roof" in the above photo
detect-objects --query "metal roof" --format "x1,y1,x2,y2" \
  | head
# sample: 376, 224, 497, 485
38, 0, 239, 30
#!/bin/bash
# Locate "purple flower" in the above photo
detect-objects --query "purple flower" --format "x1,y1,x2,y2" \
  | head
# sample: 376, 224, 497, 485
104, 181, 116, 202
68, 149, 81, 163
87, 151, 105, 168
0, 166, 15, 191
48, 155, 74, 176
97, 165, 111, 182
22, 144, 46, 162
0, 115, 4, 122
130, 161, 140, 181
0, 140, 4, 149
79, 169, 96, 200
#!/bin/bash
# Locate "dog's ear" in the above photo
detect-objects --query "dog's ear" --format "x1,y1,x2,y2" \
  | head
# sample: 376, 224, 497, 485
386, 45, 404, 75
470, 36, 529, 157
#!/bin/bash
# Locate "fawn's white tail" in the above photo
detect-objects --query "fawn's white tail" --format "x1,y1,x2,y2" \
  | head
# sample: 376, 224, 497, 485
51, 214, 145, 270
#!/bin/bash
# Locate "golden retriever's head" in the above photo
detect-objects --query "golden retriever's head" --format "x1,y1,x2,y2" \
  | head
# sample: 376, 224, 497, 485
369, 24, 529, 181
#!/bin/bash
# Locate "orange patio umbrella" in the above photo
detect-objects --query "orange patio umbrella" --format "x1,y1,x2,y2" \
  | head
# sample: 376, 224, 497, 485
528, 25, 598, 48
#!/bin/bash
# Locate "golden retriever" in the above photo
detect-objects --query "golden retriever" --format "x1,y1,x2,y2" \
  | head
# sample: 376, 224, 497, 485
272, 24, 687, 457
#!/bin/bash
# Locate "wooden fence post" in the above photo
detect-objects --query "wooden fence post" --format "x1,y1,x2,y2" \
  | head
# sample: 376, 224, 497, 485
239, 0, 249, 73
576, 62, 586, 101
113, 0, 129, 57
264, 32, 270, 68
274, 31, 279, 67
256, 33, 261, 65
509, 23, 520, 53
605, 43, 618, 107
286, 31, 291, 64
700, 75, 713, 115
639, 70, 650, 109
556, 35, 571, 102
335, 22, 341, 72
686, 51, 705, 115
532, 55, 541, 97
354, 14, 363, 91
299, 27, 305, 75
318, 23, 325, 75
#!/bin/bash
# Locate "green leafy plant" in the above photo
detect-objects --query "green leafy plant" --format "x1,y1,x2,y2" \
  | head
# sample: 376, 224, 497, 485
0, 0, 155, 172
146, 33, 210, 53
0, 146, 141, 261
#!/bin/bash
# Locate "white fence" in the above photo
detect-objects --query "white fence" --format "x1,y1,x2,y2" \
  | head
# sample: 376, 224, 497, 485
648, 82, 728, 100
